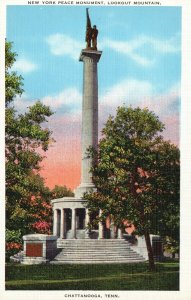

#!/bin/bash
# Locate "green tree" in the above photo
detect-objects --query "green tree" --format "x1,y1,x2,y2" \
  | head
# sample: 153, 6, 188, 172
84, 106, 180, 271
5, 41, 24, 107
5, 41, 54, 242
51, 185, 74, 198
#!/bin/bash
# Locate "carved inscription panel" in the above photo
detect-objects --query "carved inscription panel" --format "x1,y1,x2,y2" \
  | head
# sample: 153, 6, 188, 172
26, 243, 43, 257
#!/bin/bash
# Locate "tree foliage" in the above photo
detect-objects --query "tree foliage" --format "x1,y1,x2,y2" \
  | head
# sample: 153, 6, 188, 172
5, 41, 24, 106
84, 106, 180, 270
5, 41, 55, 245
51, 185, 74, 198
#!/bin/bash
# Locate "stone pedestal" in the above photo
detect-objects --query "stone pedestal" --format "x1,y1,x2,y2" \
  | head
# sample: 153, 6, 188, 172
22, 234, 58, 264
75, 49, 102, 198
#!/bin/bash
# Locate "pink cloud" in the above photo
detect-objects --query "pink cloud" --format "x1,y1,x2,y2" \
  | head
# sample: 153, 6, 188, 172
40, 83, 179, 190
40, 113, 82, 190
162, 114, 179, 146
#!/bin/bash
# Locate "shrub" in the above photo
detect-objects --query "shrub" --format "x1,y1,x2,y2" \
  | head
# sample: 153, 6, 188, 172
32, 221, 51, 234
6, 229, 23, 261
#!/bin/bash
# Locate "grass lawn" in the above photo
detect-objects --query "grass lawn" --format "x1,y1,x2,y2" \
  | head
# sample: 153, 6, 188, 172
5, 261, 179, 290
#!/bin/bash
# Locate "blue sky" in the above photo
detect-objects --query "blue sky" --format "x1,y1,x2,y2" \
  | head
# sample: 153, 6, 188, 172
6, 5, 181, 188
7, 6, 181, 100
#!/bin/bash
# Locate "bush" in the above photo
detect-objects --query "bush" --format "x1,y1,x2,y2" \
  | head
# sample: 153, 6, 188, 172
6, 229, 23, 261
6, 242, 22, 261
31, 221, 51, 234
6, 229, 22, 243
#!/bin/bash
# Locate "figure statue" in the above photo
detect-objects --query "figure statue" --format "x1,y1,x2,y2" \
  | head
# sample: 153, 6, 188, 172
92, 25, 98, 50
85, 8, 98, 50
86, 8, 92, 49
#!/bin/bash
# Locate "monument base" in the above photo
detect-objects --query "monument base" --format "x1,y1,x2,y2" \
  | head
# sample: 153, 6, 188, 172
74, 182, 96, 198
22, 234, 58, 265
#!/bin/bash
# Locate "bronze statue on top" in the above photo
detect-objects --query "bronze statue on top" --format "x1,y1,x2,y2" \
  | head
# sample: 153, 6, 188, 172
85, 8, 98, 51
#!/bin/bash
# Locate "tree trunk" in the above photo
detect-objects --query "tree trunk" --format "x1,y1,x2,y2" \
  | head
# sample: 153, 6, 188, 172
144, 231, 156, 271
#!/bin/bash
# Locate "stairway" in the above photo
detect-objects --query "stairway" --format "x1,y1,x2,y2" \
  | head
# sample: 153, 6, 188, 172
51, 239, 146, 264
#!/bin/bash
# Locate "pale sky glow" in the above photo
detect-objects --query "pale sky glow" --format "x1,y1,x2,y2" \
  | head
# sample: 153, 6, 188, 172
46, 34, 83, 60
7, 5, 181, 189
42, 88, 82, 112
12, 57, 38, 73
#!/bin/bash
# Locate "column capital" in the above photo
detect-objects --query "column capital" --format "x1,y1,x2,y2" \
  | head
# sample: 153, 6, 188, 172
79, 49, 102, 63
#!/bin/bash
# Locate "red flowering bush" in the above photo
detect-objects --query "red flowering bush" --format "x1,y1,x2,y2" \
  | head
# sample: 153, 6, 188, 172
6, 242, 22, 261
32, 221, 51, 234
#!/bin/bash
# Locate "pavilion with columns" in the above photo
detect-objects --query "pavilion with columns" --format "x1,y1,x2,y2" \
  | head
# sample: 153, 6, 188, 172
52, 198, 123, 240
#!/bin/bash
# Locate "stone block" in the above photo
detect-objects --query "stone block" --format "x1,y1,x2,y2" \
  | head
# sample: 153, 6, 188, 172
22, 234, 58, 264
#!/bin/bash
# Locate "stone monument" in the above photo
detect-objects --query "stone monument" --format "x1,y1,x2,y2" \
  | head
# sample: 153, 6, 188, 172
51, 8, 103, 240
17, 10, 147, 264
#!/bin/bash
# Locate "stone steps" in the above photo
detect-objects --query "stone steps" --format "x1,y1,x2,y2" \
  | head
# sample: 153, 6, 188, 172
57, 246, 135, 250
54, 254, 143, 260
57, 240, 132, 247
51, 239, 146, 264
56, 250, 136, 253
51, 260, 144, 264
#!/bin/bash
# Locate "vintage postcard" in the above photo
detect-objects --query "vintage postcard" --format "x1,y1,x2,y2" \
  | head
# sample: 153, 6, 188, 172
0, 0, 191, 299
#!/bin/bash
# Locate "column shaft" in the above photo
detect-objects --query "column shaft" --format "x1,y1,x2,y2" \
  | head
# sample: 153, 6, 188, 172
53, 209, 58, 236
85, 208, 90, 239
81, 58, 98, 185
75, 50, 102, 198
60, 209, 65, 239
117, 228, 123, 239
98, 209, 104, 239
110, 219, 115, 239
71, 209, 76, 239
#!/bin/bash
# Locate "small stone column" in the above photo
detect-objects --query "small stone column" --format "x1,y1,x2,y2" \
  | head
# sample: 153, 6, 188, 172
98, 210, 104, 239
60, 209, 65, 239
117, 228, 123, 239
110, 219, 115, 239
85, 208, 90, 239
71, 208, 76, 239
53, 209, 58, 236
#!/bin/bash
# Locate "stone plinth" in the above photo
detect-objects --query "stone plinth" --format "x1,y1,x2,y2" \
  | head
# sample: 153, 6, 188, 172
22, 234, 58, 264
130, 234, 163, 261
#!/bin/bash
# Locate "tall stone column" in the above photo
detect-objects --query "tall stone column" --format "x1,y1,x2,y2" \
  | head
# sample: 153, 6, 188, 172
75, 50, 102, 198
53, 209, 58, 236
71, 208, 76, 239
